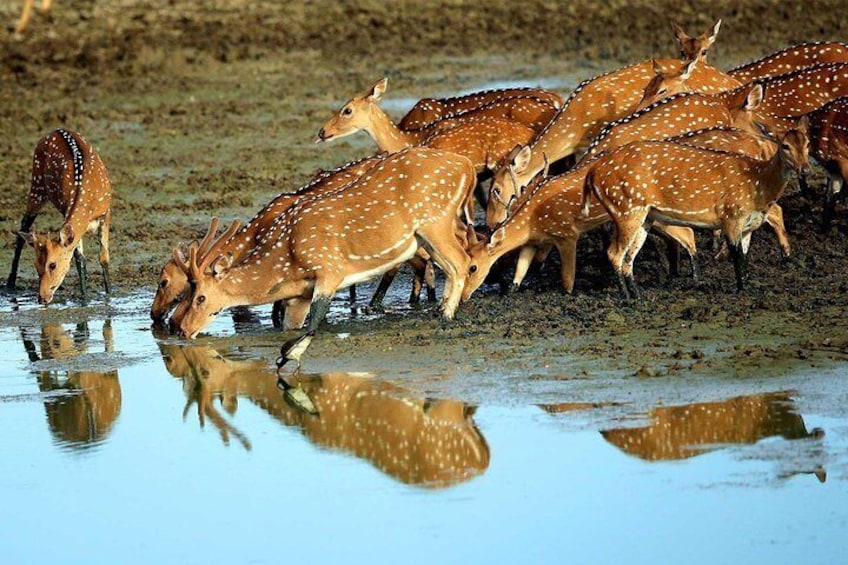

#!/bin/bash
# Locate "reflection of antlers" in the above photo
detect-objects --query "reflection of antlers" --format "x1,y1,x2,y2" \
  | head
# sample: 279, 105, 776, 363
182, 382, 252, 451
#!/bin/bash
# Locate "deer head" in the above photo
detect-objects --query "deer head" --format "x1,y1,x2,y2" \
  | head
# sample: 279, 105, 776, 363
317, 77, 388, 143
487, 145, 532, 226
672, 19, 721, 64
174, 218, 242, 339
463, 228, 503, 301
638, 58, 698, 109
18, 223, 78, 305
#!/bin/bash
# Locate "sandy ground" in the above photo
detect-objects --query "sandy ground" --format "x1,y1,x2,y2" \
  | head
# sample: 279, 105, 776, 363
2, 0, 848, 381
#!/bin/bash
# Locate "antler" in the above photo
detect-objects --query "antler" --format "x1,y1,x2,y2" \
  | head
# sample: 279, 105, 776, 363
189, 218, 243, 281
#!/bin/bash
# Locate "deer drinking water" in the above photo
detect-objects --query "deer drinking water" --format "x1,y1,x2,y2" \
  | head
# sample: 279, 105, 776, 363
583, 125, 810, 298
7, 129, 112, 306
174, 148, 476, 370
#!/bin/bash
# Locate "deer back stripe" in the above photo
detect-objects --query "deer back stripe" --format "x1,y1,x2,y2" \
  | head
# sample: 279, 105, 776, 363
729, 42, 848, 73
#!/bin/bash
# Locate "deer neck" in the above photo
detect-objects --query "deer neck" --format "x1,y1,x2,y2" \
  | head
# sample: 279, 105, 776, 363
752, 151, 792, 204
367, 104, 414, 152
214, 257, 312, 306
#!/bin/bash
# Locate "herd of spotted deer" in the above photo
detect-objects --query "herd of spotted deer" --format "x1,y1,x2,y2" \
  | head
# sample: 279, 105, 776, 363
8, 18, 848, 370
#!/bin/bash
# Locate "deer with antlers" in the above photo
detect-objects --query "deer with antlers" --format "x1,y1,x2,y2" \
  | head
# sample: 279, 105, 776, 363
150, 153, 436, 326
729, 41, 848, 84
397, 86, 563, 132
7, 129, 112, 306
583, 124, 810, 298
463, 154, 697, 300
174, 148, 475, 362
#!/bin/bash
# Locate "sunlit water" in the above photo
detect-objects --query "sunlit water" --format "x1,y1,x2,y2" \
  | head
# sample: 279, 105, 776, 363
2, 278, 847, 564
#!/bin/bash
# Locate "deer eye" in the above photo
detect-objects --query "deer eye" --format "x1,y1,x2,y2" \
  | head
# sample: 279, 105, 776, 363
48, 262, 56, 271
469, 265, 478, 274
701, 49, 707, 56
197, 295, 206, 305
342, 107, 353, 116
159, 279, 169, 289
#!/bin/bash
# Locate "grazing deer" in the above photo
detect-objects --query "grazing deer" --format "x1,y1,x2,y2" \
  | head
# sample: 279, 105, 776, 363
672, 19, 722, 64
398, 86, 563, 131
752, 62, 848, 134
487, 35, 741, 204
7, 129, 112, 306
464, 155, 696, 300
803, 96, 848, 224
160, 343, 489, 487
729, 41, 848, 83
151, 153, 415, 325
584, 126, 810, 298
317, 78, 537, 177
174, 148, 475, 354
14, 0, 52, 35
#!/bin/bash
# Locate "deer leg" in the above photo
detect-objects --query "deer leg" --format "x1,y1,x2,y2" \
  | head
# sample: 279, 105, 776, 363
271, 300, 286, 329
73, 247, 88, 306
418, 226, 470, 320
764, 203, 791, 257
656, 225, 697, 280
7, 213, 37, 291
798, 170, 811, 197
406, 253, 429, 306
368, 267, 400, 311
14, 0, 36, 34
424, 260, 437, 302
348, 285, 357, 306
510, 245, 537, 293
823, 173, 844, 227
727, 234, 751, 292
554, 237, 578, 294
98, 214, 111, 295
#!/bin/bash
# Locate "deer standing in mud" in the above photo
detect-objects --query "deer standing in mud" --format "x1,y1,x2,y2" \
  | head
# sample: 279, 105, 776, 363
486, 20, 737, 206
800, 96, 848, 224
398, 86, 563, 131
174, 148, 476, 369
583, 125, 810, 298
7, 129, 112, 306
729, 41, 848, 83
463, 153, 696, 300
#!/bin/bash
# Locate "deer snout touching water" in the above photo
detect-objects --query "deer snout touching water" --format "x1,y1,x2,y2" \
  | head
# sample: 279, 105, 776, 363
7, 129, 112, 306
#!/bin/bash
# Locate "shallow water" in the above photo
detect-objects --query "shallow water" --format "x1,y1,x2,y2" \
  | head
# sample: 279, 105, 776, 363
1, 285, 847, 565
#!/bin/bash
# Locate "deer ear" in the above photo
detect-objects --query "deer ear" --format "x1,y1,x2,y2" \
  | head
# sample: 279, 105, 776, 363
211, 253, 233, 278
796, 115, 811, 136
512, 145, 532, 174
744, 84, 764, 111
670, 21, 687, 43
709, 19, 722, 41
16, 231, 36, 247
60, 224, 74, 247
651, 58, 660, 74
486, 227, 505, 254
370, 78, 388, 101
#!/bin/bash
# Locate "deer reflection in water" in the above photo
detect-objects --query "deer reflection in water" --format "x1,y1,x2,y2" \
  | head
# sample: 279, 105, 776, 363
597, 392, 826, 481
159, 343, 490, 488
20, 321, 121, 450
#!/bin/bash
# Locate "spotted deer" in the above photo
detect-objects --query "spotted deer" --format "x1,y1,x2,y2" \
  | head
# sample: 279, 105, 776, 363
398, 86, 564, 131
317, 78, 538, 177
583, 126, 810, 298
585, 84, 765, 159
803, 96, 848, 224
160, 343, 489, 487
665, 126, 792, 256
463, 155, 696, 300
729, 41, 848, 83
14, 0, 52, 35
150, 153, 434, 325
7, 129, 112, 306
672, 19, 722, 64
175, 148, 476, 354
751, 62, 848, 134
636, 58, 699, 109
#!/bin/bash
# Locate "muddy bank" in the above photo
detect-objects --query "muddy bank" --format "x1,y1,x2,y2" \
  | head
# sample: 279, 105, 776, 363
1, 1, 848, 380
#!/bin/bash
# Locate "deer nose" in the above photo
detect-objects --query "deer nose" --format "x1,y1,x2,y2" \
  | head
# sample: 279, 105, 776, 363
316, 128, 327, 143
